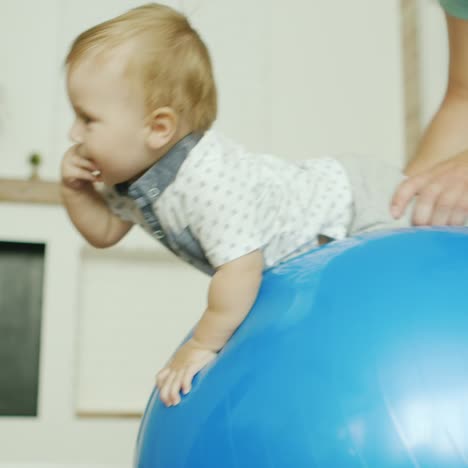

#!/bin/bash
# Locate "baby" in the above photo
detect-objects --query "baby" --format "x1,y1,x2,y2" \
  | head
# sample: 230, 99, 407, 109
61, 3, 414, 407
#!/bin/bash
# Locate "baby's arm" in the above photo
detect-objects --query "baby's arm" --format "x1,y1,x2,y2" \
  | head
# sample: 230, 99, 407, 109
61, 145, 133, 247
156, 249, 263, 406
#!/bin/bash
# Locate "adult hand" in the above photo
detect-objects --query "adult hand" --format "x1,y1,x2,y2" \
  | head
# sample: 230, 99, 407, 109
391, 151, 468, 226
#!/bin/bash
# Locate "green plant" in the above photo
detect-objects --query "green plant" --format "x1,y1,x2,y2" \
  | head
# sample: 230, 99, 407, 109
28, 152, 42, 180
29, 152, 42, 167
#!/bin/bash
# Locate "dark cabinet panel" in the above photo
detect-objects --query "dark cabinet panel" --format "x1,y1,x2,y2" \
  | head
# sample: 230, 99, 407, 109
0, 242, 45, 416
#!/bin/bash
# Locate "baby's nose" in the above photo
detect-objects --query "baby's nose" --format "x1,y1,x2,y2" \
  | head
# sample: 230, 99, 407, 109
68, 120, 83, 144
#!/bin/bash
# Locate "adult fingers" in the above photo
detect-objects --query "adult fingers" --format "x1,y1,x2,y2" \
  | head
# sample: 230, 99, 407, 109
411, 181, 444, 225
447, 192, 468, 225
448, 209, 467, 226
430, 183, 465, 225
391, 173, 429, 219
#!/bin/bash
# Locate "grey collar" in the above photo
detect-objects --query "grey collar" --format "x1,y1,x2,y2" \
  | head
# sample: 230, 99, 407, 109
115, 132, 203, 198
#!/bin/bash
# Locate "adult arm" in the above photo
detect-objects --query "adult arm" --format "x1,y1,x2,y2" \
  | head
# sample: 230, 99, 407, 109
392, 13, 468, 225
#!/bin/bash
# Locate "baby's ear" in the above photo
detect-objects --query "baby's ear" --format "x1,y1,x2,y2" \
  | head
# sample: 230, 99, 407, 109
146, 107, 178, 150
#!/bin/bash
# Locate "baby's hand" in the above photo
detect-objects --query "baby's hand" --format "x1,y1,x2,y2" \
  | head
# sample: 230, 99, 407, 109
61, 144, 101, 191
156, 338, 217, 407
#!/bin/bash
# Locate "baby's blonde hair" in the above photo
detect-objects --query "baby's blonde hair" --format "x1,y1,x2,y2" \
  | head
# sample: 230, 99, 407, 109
66, 3, 217, 132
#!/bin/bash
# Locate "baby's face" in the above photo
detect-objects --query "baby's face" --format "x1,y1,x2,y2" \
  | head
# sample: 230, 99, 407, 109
67, 52, 153, 186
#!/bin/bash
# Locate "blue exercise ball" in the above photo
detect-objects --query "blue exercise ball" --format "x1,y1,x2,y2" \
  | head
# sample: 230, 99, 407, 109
135, 228, 468, 468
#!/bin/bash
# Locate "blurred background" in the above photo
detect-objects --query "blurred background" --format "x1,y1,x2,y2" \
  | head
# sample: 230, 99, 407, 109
0, 0, 449, 466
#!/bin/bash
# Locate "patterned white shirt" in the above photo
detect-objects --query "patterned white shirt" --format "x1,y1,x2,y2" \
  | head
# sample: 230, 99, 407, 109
103, 130, 353, 271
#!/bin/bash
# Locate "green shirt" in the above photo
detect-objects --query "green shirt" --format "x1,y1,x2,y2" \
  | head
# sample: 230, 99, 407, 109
440, 0, 468, 19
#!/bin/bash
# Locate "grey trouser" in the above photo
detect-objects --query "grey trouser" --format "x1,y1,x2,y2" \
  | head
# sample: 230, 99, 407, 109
335, 154, 413, 235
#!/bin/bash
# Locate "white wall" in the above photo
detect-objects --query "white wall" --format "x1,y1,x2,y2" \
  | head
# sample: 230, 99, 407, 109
418, 0, 449, 127
0, 1, 412, 466
270, 1, 405, 163
1, 0, 408, 180
0, 0, 61, 180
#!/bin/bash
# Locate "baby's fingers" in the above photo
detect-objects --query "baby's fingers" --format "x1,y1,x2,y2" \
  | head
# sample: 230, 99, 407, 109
71, 154, 99, 173
168, 370, 185, 406
71, 167, 97, 181
63, 168, 98, 189
181, 365, 198, 395
156, 368, 170, 388
159, 371, 177, 406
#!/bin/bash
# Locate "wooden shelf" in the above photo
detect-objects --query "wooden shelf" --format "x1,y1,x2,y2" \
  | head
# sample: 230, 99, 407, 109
0, 178, 62, 205
76, 410, 142, 419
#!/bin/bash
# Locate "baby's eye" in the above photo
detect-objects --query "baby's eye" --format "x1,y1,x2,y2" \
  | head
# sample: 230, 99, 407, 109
78, 112, 95, 125
82, 115, 93, 125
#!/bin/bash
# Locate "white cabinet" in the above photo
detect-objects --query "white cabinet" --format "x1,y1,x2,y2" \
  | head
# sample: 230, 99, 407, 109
76, 234, 209, 417
0, 203, 210, 465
